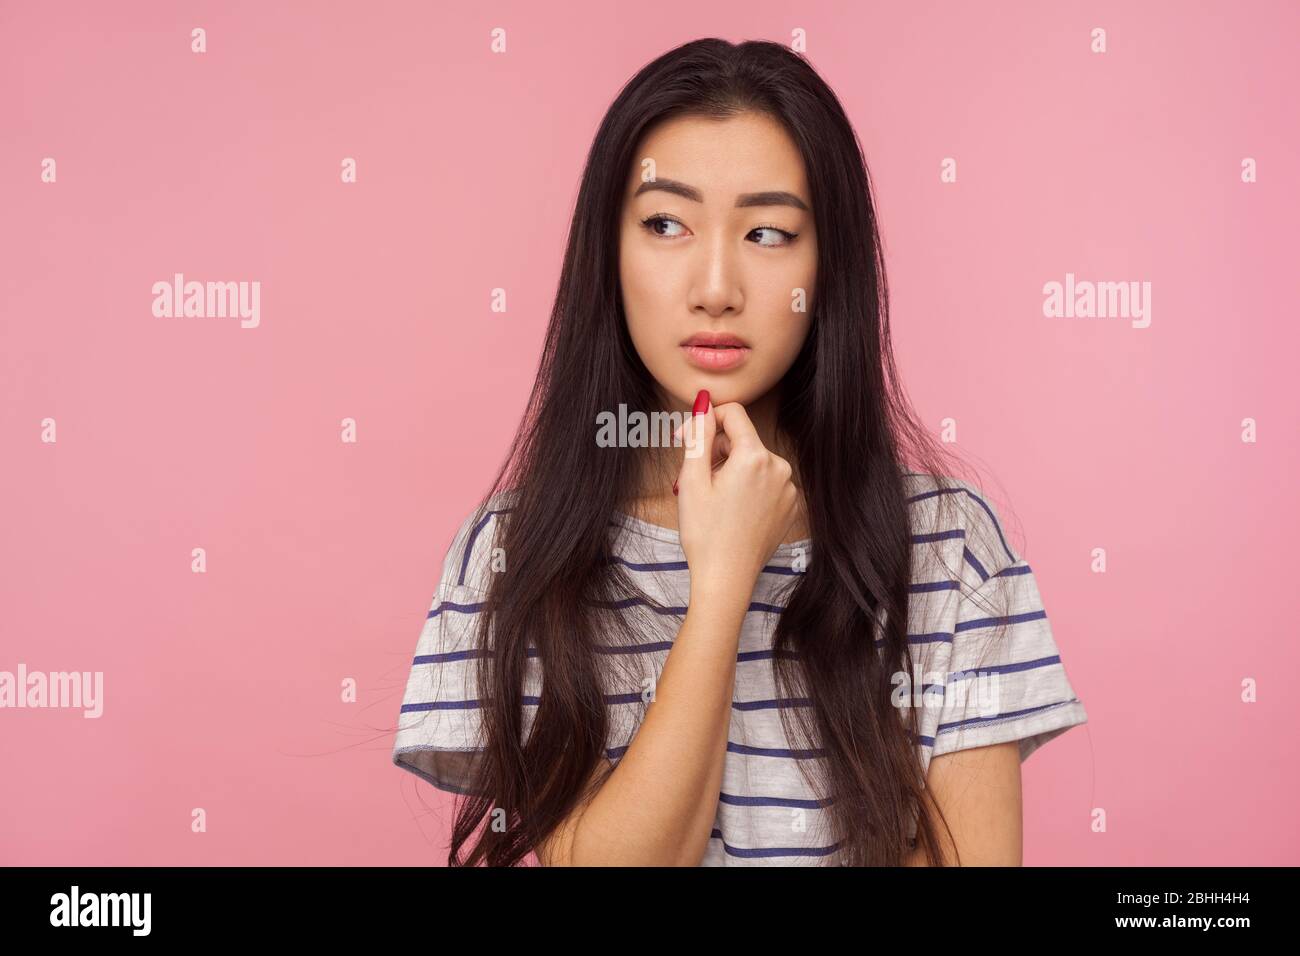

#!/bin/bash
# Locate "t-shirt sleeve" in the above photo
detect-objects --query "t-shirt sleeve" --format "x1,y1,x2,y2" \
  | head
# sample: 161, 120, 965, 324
931, 563, 1088, 761
391, 504, 502, 796
927, 487, 1088, 763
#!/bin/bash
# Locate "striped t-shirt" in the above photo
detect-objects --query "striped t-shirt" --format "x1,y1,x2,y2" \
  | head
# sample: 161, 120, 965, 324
392, 472, 1088, 865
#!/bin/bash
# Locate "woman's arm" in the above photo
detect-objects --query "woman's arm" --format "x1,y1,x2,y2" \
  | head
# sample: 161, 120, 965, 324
902, 740, 1024, 866
538, 400, 798, 866
535, 578, 753, 867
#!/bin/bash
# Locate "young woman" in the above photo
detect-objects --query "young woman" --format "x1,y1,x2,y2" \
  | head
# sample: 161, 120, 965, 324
392, 38, 1087, 866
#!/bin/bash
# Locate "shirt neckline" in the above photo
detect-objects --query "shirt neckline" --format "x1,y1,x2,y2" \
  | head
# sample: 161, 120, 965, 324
611, 510, 813, 553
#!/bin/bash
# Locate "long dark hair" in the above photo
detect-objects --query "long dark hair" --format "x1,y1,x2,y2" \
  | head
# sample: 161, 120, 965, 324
445, 37, 1010, 866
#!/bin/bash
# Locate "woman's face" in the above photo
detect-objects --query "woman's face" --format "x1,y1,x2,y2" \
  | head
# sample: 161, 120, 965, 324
618, 111, 817, 412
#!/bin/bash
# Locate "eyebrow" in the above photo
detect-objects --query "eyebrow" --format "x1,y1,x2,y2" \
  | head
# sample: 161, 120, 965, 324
632, 177, 809, 211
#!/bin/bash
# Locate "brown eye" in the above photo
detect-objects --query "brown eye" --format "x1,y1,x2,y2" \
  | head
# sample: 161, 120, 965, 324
641, 215, 688, 238
749, 225, 798, 247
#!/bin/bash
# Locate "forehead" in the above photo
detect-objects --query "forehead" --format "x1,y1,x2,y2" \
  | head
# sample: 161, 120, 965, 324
626, 111, 809, 199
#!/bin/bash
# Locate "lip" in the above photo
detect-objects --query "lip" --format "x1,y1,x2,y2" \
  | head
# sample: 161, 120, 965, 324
680, 343, 752, 371
681, 331, 749, 348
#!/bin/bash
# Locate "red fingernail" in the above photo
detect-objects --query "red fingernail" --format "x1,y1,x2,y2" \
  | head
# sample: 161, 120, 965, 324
672, 478, 678, 496
692, 389, 710, 416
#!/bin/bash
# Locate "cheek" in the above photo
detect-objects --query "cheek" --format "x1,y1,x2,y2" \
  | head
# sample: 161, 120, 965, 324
769, 319, 812, 366
620, 243, 683, 359
619, 237, 658, 327
749, 306, 813, 378
623, 257, 677, 314
620, 279, 668, 369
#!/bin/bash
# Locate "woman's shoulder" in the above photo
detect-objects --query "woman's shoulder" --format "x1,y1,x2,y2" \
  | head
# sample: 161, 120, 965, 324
434, 488, 519, 598
900, 471, 1022, 581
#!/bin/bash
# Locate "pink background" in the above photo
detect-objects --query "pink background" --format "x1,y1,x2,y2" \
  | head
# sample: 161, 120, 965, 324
2, 0, 1296, 866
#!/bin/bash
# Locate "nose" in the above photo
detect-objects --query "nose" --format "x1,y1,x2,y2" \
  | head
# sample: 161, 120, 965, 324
688, 234, 743, 317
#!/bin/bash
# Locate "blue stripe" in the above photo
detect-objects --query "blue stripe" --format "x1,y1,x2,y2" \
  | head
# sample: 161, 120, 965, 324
457, 509, 506, 587
912, 528, 966, 545
733, 696, 812, 711
428, 600, 486, 619
954, 608, 1047, 632
718, 791, 832, 810
412, 648, 488, 665
727, 741, 826, 759
911, 578, 961, 594
963, 546, 990, 583
399, 699, 481, 713
903, 483, 964, 505
611, 556, 689, 572
958, 490, 1017, 565
907, 631, 955, 645
583, 640, 676, 656
948, 654, 1061, 679
737, 648, 799, 663
935, 696, 1082, 736
709, 830, 841, 859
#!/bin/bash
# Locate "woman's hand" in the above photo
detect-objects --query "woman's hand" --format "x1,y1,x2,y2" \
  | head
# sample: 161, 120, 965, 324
674, 391, 801, 595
